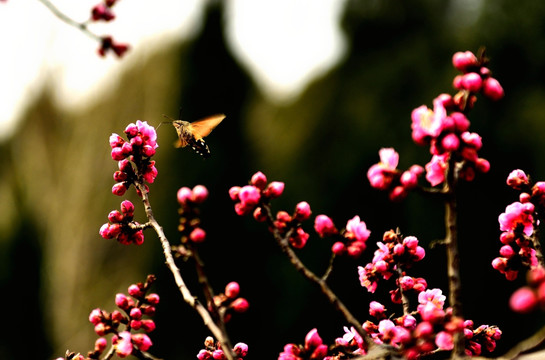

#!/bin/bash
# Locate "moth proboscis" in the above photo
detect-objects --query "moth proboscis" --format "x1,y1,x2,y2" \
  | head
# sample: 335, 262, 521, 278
159, 113, 226, 158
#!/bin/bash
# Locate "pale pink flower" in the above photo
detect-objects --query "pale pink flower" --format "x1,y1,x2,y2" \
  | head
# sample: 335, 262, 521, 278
367, 148, 399, 190
498, 201, 534, 236
345, 216, 371, 242
425, 154, 448, 186
418, 288, 446, 309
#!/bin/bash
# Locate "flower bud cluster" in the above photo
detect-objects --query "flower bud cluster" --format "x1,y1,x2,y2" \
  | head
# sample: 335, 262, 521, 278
278, 328, 328, 360
176, 185, 209, 245
229, 171, 285, 216
197, 336, 248, 360
109, 120, 158, 196
369, 50, 502, 193
493, 169, 542, 280
98, 36, 130, 58
463, 321, 502, 356
358, 230, 425, 294
314, 215, 371, 258
509, 266, 545, 313
452, 50, 504, 102
367, 148, 424, 201
91, 0, 118, 22
89, 0, 130, 57
230, 172, 312, 249
86, 275, 158, 358
411, 92, 491, 186
99, 200, 145, 245
339, 289, 500, 359
211, 281, 250, 323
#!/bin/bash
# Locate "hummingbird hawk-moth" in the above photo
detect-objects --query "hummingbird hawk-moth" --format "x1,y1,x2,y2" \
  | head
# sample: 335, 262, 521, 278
160, 113, 225, 158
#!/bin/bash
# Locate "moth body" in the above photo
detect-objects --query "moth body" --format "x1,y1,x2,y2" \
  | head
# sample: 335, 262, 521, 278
172, 120, 211, 158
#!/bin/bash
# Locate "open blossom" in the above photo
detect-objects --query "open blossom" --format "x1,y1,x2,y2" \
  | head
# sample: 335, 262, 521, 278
331, 215, 370, 258
411, 101, 445, 145
425, 154, 448, 186
367, 148, 399, 190
498, 201, 534, 236
418, 288, 446, 309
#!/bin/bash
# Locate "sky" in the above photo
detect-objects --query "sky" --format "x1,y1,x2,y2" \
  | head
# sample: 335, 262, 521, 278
0, 0, 347, 142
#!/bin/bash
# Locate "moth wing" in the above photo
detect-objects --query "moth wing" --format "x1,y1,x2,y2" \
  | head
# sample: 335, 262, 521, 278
188, 114, 226, 140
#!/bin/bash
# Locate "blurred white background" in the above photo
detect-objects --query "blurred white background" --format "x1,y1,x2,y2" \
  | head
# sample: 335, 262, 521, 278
0, 0, 347, 141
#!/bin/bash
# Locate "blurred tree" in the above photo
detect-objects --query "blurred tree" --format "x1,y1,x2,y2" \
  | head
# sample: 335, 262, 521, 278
3, 0, 545, 359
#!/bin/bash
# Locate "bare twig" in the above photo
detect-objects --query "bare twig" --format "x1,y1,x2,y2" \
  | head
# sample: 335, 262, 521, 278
37, 0, 101, 41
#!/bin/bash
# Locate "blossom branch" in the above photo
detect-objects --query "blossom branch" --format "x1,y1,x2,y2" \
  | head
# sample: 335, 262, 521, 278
261, 202, 376, 350
134, 180, 237, 360
37, 0, 129, 57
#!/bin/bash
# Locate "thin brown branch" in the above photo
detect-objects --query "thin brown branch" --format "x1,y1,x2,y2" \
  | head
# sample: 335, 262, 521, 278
444, 158, 464, 358
395, 267, 411, 316
134, 180, 237, 360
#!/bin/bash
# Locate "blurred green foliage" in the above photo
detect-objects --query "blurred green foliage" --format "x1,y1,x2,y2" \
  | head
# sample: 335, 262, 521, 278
3, 0, 545, 358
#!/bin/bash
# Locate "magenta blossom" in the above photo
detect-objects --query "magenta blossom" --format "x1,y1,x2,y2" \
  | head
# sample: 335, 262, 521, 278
498, 201, 534, 236
367, 148, 399, 190
425, 154, 448, 187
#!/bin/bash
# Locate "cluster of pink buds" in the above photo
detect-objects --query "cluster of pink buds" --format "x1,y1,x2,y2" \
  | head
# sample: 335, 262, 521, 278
509, 266, 545, 313
358, 230, 425, 294
98, 36, 130, 58
99, 200, 145, 245
268, 200, 312, 248
360, 289, 499, 359
211, 281, 249, 322
89, 0, 130, 57
492, 169, 542, 280
463, 321, 502, 356
91, 0, 118, 22
314, 214, 371, 258
328, 290, 500, 359
230, 172, 312, 249
229, 171, 285, 216
197, 336, 248, 360
278, 328, 328, 360
411, 92, 491, 186
109, 120, 158, 196
176, 185, 209, 245
367, 148, 424, 201
83, 276, 158, 358
452, 50, 504, 102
